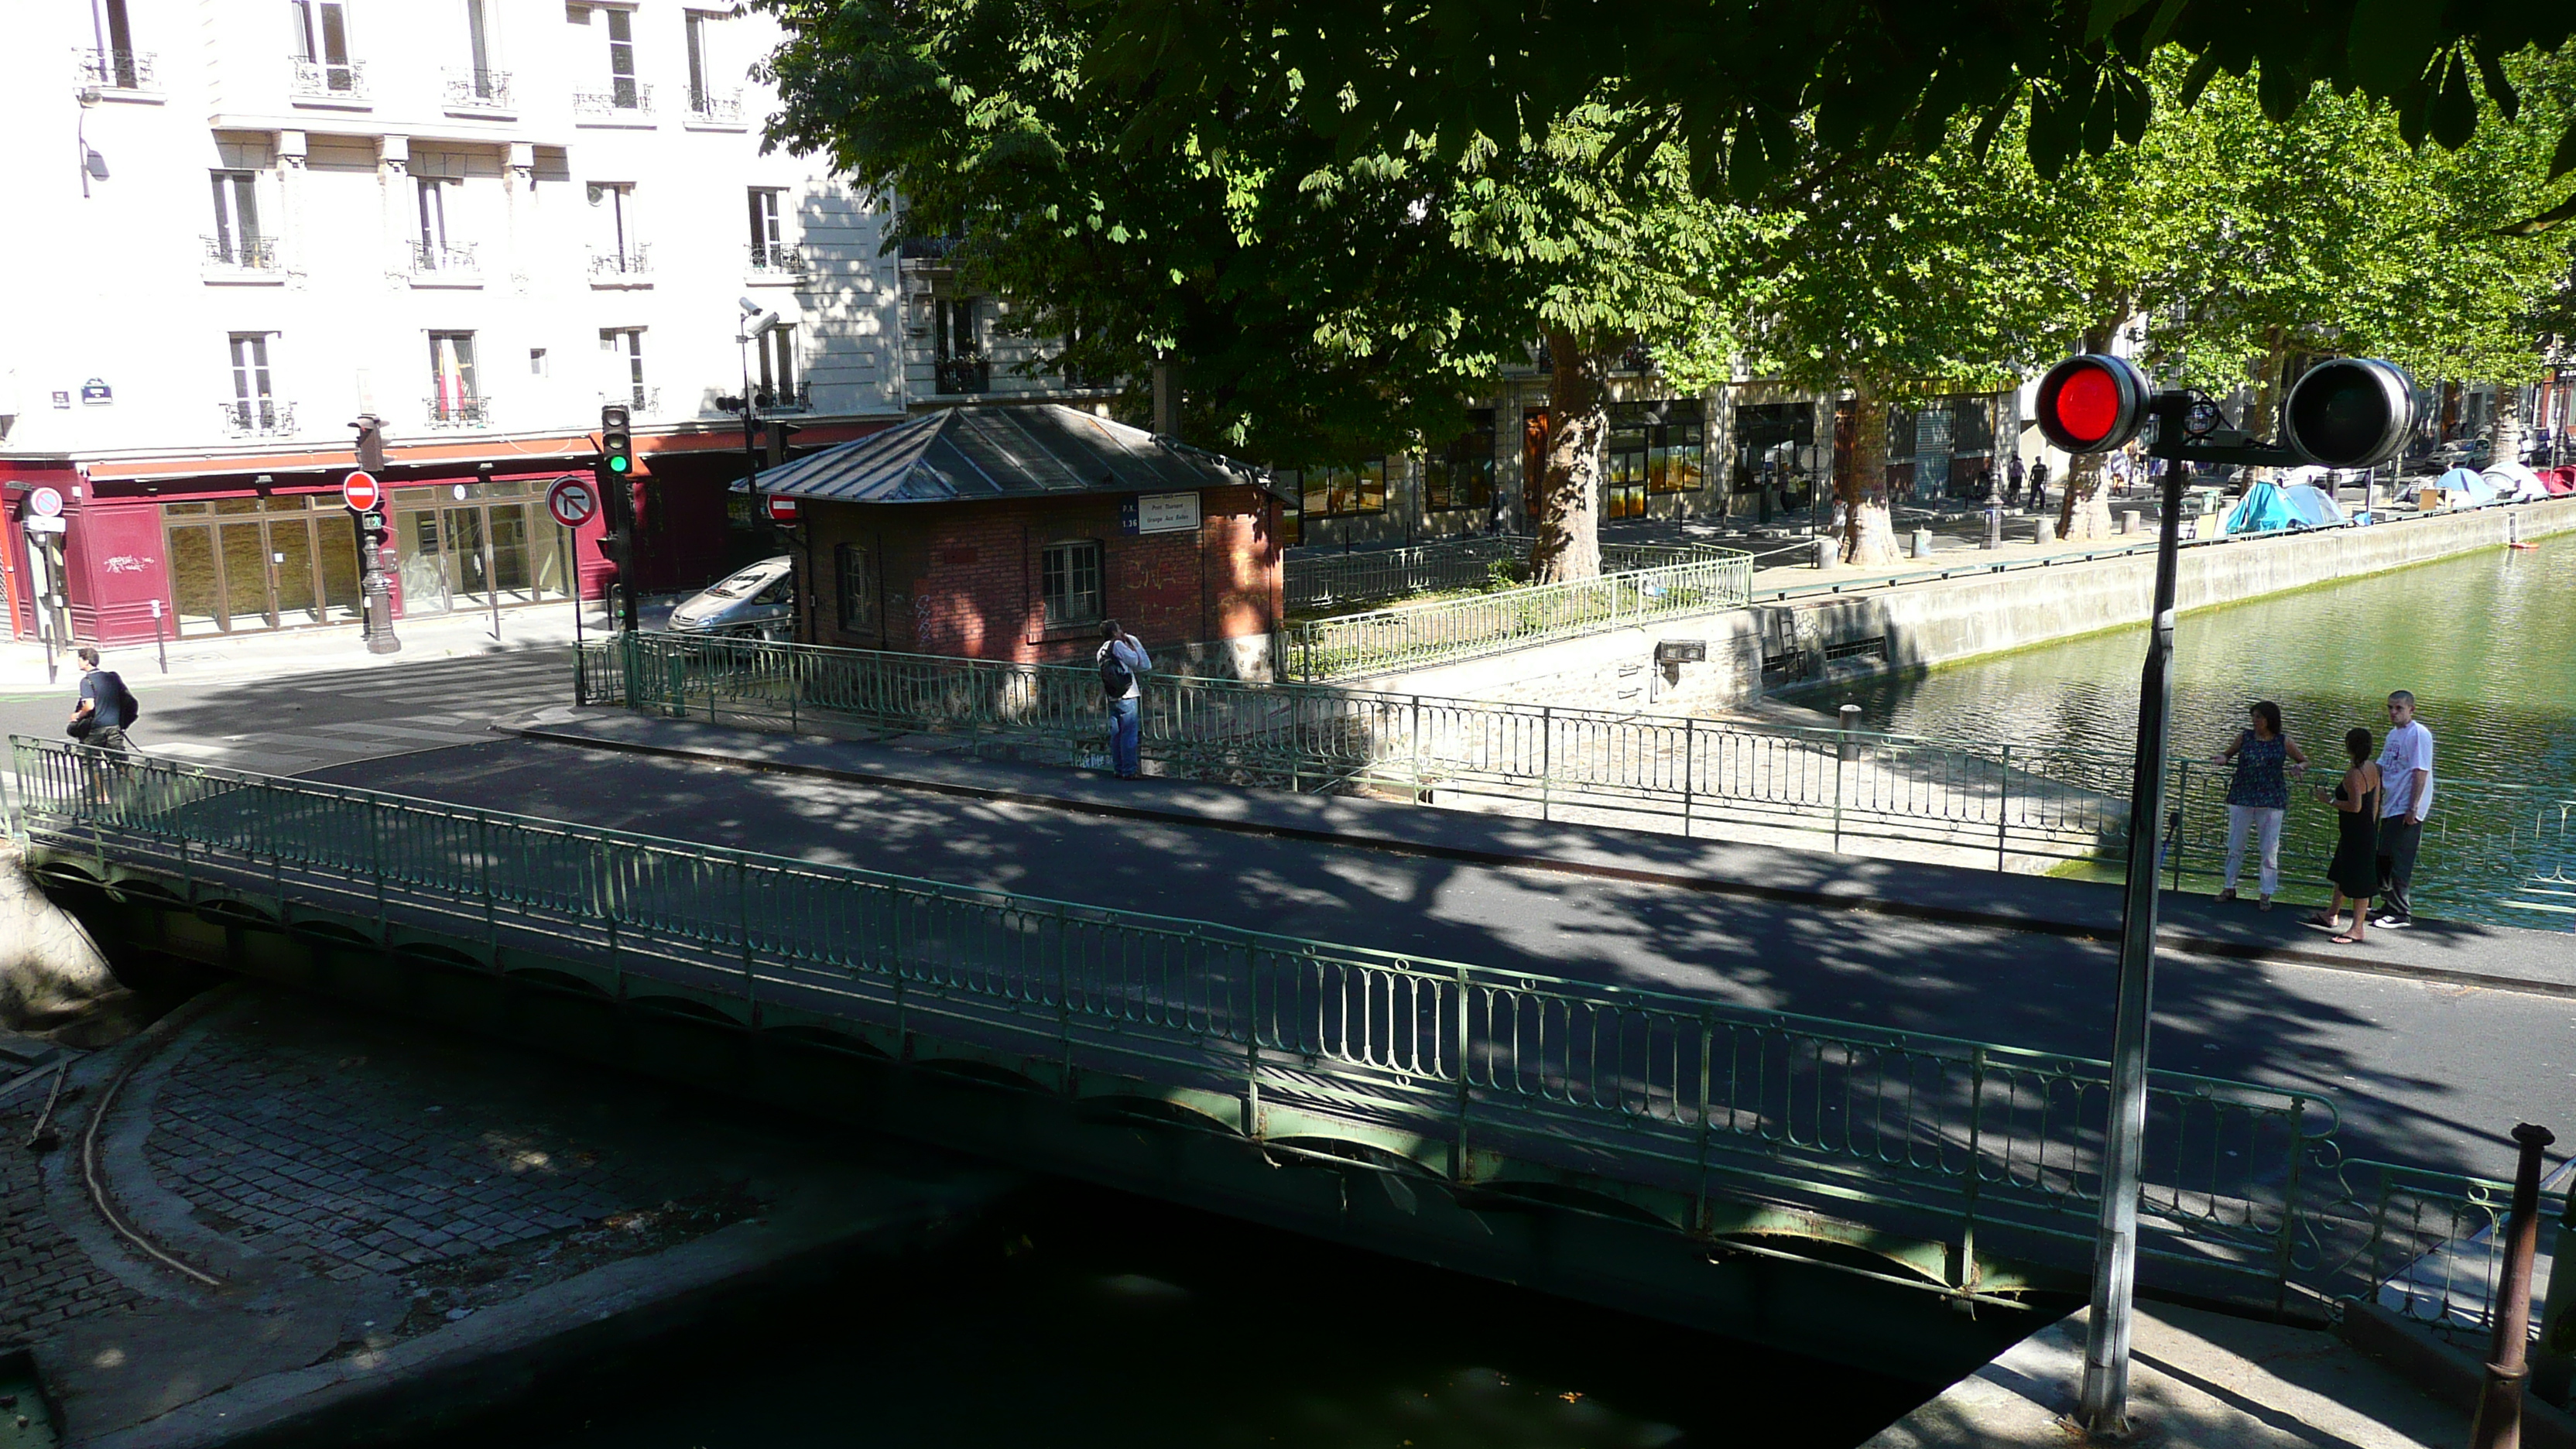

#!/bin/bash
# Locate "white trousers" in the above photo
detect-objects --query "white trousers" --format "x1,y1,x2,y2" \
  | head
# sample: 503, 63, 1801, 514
2222, 803, 2283, 897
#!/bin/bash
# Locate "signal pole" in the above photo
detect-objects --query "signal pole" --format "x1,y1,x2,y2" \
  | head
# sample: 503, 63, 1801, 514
351, 416, 401, 655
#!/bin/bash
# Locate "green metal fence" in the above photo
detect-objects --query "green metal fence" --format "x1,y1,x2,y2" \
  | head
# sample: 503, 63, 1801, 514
1284, 535, 1738, 613
1283, 552, 1755, 681
581, 632, 2570, 927
17, 735, 2351, 1306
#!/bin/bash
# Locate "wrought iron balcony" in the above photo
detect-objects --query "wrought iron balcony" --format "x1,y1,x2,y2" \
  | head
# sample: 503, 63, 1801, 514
218, 399, 296, 435
572, 80, 653, 117
601, 387, 661, 413
747, 241, 806, 273
933, 358, 992, 396
288, 56, 367, 100
409, 240, 480, 276
746, 381, 812, 413
589, 244, 653, 278
443, 67, 512, 108
899, 235, 964, 261
74, 48, 154, 90
687, 87, 742, 123
426, 395, 491, 427
203, 235, 280, 269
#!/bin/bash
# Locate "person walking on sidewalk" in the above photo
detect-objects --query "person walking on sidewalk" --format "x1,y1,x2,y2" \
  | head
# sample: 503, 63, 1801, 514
2212, 700, 2305, 910
2312, 728, 2382, 945
2006, 453, 2024, 506
2372, 690, 2434, 929
68, 646, 139, 803
1095, 620, 1150, 780
2028, 460, 2050, 512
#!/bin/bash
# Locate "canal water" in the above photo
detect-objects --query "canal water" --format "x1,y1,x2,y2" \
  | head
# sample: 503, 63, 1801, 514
1824, 530, 2576, 923
429, 1185, 1932, 1448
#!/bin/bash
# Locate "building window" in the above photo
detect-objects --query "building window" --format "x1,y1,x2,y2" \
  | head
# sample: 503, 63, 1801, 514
1040, 540, 1104, 627
683, 10, 733, 118
1603, 402, 1705, 519
288, 0, 358, 94
413, 178, 474, 272
600, 327, 647, 409
587, 183, 646, 275
834, 542, 874, 631
529, 347, 548, 376
207, 171, 268, 267
1279, 461, 1387, 521
227, 334, 281, 430
755, 325, 796, 408
429, 331, 481, 424
606, 7, 639, 108
1423, 410, 1496, 512
93, 0, 143, 87
454, 0, 506, 104
747, 188, 792, 269
933, 297, 988, 393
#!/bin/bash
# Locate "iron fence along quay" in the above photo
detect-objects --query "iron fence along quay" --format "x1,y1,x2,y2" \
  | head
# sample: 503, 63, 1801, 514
12, 738, 2348, 1309
584, 632, 2567, 924
1283, 553, 1755, 681
1284, 535, 1737, 612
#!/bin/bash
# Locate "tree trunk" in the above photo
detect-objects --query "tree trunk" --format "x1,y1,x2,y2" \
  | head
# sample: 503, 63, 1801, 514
1839, 381, 1901, 567
2057, 452, 2112, 540
2249, 327, 2288, 440
1530, 327, 1606, 584
2493, 382, 2525, 467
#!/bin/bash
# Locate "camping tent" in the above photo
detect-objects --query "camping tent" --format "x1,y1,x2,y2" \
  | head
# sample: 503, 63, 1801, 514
2222, 481, 2301, 535
2545, 467, 2576, 497
2279, 483, 2346, 527
2483, 461, 2549, 502
2427, 466, 2498, 506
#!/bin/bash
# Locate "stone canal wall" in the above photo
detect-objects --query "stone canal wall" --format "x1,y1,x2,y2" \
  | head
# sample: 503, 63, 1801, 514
1355, 497, 2576, 714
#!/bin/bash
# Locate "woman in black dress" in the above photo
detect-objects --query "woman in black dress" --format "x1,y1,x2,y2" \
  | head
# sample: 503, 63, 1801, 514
2313, 727, 2382, 945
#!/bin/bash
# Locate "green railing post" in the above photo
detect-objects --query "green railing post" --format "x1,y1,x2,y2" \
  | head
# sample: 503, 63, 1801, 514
2170, 760, 2189, 892
1452, 965, 1474, 1183
2273, 1096, 2308, 1314
738, 857, 758, 1023
1998, 744, 2012, 875
1540, 707, 1553, 823
1959, 1044, 1987, 1293
1693, 1012, 1715, 1234
369, 793, 386, 938
478, 810, 498, 963
1241, 939, 1262, 1137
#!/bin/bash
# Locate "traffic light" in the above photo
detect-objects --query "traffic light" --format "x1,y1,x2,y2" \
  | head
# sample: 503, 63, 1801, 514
2281, 358, 2416, 468
352, 414, 387, 472
595, 532, 632, 568
2034, 354, 2153, 455
764, 419, 802, 468
600, 404, 633, 478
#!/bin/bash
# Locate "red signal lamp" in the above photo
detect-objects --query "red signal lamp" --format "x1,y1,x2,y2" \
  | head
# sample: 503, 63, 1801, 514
2035, 354, 2152, 455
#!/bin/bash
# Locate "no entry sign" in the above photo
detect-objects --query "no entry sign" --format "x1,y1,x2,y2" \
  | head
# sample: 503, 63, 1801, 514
546, 475, 601, 529
341, 471, 381, 512
764, 495, 800, 522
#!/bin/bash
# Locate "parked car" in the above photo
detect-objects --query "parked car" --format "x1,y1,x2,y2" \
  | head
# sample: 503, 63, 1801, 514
667, 556, 795, 639
2431, 437, 2492, 471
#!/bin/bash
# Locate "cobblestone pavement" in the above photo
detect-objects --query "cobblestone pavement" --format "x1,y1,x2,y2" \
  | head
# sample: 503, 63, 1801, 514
0, 1068, 141, 1347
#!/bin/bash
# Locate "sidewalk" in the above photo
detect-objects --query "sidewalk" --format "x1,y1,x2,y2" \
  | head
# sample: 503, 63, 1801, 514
0, 985, 1010, 1447
0, 597, 674, 695
500, 704, 2576, 1002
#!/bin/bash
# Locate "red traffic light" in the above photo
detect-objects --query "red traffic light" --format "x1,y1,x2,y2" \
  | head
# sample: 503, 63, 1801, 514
2035, 354, 2151, 455
2281, 358, 2415, 469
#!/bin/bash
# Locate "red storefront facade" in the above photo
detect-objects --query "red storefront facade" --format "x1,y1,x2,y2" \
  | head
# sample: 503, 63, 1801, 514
2, 421, 889, 649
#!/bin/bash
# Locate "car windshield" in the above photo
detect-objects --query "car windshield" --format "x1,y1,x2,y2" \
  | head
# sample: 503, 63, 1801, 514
702, 567, 781, 601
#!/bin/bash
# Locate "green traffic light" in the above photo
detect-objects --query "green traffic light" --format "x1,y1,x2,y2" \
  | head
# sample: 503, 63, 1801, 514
608, 455, 630, 472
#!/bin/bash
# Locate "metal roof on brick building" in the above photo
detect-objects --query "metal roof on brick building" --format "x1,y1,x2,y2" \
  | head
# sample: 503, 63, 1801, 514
745, 405, 1286, 505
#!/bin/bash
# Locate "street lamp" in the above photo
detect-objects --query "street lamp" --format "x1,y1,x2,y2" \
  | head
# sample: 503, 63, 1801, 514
736, 295, 781, 509
2034, 351, 2414, 1435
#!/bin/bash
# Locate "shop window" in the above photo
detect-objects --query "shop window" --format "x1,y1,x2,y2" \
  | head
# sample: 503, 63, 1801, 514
835, 543, 874, 630
1040, 540, 1103, 626
1278, 460, 1386, 521
1423, 412, 1496, 512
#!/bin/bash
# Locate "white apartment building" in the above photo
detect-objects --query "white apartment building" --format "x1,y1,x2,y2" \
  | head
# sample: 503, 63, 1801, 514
0, 0, 1095, 649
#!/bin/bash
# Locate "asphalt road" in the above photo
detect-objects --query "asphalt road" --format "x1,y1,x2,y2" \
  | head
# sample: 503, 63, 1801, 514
0, 647, 577, 779
323, 735, 2576, 1184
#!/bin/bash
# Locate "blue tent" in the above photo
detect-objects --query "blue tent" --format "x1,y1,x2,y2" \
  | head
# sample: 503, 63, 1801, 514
2430, 466, 2498, 505
2279, 482, 2345, 527
2221, 481, 2300, 535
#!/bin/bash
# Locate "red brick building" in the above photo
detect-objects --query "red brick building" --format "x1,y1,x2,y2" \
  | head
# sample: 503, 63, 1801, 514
759, 406, 1286, 679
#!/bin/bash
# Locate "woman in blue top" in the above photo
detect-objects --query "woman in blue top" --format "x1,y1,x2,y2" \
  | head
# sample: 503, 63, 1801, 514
2211, 701, 2307, 910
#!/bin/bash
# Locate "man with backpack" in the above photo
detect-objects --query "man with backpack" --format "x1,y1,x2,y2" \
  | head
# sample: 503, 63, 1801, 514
70, 646, 139, 755
1095, 620, 1150, 779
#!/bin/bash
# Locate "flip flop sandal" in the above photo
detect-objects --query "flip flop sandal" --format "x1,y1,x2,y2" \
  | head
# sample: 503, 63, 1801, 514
2331, 934, 2367, 946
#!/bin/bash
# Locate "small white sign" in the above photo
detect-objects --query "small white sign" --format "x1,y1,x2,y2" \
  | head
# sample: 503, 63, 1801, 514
25, 516, 67, 535
1133, 491, 1201, 535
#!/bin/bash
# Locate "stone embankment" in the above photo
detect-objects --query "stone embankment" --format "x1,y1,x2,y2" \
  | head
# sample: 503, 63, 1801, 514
0, 985, 1010, 1447
1353, 496, 2576, 714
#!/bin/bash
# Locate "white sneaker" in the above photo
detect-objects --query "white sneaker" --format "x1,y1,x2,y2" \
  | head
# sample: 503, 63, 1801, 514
2370, 913, 2410, 930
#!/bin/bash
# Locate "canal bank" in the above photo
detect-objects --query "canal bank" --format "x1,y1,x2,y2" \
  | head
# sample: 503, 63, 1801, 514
1351, 496, 2576, 715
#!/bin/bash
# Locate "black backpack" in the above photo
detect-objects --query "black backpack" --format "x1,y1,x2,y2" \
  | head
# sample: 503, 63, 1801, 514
1098, 646, 1133, 701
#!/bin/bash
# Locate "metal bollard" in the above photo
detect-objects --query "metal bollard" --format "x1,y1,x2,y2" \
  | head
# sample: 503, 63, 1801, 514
1838, 704, 1861, 762
1812, 536, 1834, 569
2471, 1122, 2557, 1449
1910, 528, 1933, 559
2034, 518, 2057, 545
2121, 509, 2139, 536
1984, 509, 2002, 550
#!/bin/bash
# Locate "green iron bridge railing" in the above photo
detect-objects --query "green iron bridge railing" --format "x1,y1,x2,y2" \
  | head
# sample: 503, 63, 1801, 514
15, 735, 2333, 1309
12, 737, 2552, 1333
1285, 534, 1739, 613
581, 632, 2571, 927
1282, 550, 1755, 681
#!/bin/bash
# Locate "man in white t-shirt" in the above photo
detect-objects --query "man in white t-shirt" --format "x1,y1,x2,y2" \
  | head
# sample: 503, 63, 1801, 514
2372, 690, 2434, 929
